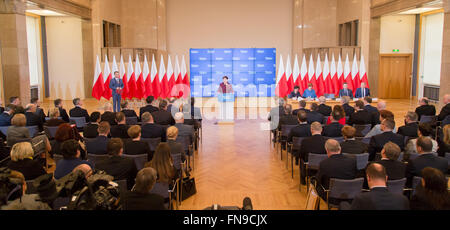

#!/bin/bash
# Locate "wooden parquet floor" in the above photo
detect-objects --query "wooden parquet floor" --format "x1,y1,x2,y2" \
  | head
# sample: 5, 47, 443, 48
39, 98, 432, 210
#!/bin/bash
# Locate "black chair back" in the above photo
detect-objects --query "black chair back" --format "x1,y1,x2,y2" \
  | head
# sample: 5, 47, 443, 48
141, 137, 161, 152
70, 117, 86, 129
0, 126, 10, 136
387, 178, 407, 194
353, 124, 371, 137
122, 154, 147, 171
44, 126, 58, 139
281, 125, 297, 138
126, 117, 138, 125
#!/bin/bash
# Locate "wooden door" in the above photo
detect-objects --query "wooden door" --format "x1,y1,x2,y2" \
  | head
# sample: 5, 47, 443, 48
378, 54, 412, 99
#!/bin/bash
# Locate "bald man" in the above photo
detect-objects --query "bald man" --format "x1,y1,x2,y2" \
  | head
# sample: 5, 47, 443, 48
437, 94, 450, 121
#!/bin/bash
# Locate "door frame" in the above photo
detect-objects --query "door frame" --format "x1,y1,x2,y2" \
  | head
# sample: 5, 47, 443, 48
378, 53, 413, 99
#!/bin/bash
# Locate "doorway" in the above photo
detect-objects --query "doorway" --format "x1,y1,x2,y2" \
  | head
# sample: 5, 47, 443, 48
378, 54, 412, 99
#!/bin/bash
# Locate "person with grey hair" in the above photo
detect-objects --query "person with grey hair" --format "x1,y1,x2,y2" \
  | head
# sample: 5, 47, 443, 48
24, 103, 43, 132
298, 122, 326, 184
377, 100, 387, 111
141, 112, 166, 141
415, 97, 436, 121
101, 102, 117, 126
278, 104, 298, 131
341, 96, 355, 117
437, 94, 450, 121
69, 98, 90, 122
375, 142, 406, 180
398, 111, 419, 138
318, 96, 332, 116
368, 119, 405, 161
121, 167, 167, 210
174, 112, 194, 144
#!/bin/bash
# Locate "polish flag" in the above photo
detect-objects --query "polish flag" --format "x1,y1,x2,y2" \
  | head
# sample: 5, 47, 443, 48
127, 55, 137, 99
119, 55, 129, 99
316, 55, 325, 97
92, 55, 104, 100
360, 53, 369, 88
337, 55, 344, 92
292, 54, 300, 93
343, 54, 354, 91
142, 55, 152, 97
299, 54, 308, 93
167, 55, 176, 98
174, 55, 182, 97
351, 53, 360, 95
159, 55, 169, 99
181, 55, 190, 97
307, 54, 318, 92
275, 55, 289, 97
135, 55, 145, 99
323, 53, 333, 95
286, 55, 294, 93
150, 55, 160, 98
102, 55, 112, 100
330, 54, 339, 95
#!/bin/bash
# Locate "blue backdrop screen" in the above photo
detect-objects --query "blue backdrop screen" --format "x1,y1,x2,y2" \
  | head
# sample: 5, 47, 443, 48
190, 48, 276, 97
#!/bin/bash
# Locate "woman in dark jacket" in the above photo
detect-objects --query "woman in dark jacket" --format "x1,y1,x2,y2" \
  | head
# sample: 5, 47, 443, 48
410, 167, 450, 210
7, 142, 46, 180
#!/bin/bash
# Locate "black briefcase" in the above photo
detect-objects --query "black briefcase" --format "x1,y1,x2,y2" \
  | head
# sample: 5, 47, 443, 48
181, 177, 197, 201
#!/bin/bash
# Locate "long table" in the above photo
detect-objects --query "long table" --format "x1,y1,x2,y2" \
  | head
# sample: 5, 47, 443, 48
287, 98, 379, 110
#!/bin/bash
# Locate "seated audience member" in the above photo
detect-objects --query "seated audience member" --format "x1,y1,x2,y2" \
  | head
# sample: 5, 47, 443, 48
315, 139, 357, 202
83, 112, 101, 138
322, 110, 344, 137
121, 167, 166, 210
326, 105, 346, 125
140, 96, 159, 120
318, 96, 332, 116
406, 136, 448, 181
437, 124, 450, 157
410, 167, 450, 210
365, 110, 396, 138
299, 122, 328, 184
338, 83, 353, 99
340, 126, 368, 154
0, 104, 15, 127
86, 121, 110, 155
24, 103, 43, 132
10, 97, 24, 115
302, 83, 317, 99
50, 123, 84, 158
354, 82, 370, 99
101, 103, 117, 126
182, 98, 202, 130
341, 96, 355, 117
69, 98, 89, 122
278, 104, 298, 130
30, 98, 45, 124
268, 98, 285, 135
0, 170, 51, 210
398, 111, 419, 138
95, 138, 137, 190
7, 142, 46, 180
124, 125, 152, 160
437, 94, 450, 121
415, 97, 436, 121
363, 97, 380, 126
6, 114, 30, 147
287, 110, 311, 143
174, 112, 194, 144
52, 98, 70, 123
72, 164, 93, 179
288, 86, 302, 99
375, 142, 406, 180
147, 143, 176, 184
110, 112, 129, 139
152, 100, 175, 126
348, 100, 371, 126
121, 101, 138, 118
405, 123, 438, 156
54, 140, 93, 179
368, 119, 405, 161
166, 126, 184, 169
44, 108, 66, 127
377, 100, 387, 111
141, 112, 166, 142
292, 100, 310, 116
344, 163, 409, 210
307, 103, 324, 124
0, 100, 4, 114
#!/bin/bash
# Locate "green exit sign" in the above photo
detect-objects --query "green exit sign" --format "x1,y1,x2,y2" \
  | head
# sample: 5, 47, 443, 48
393, 49, 400, 53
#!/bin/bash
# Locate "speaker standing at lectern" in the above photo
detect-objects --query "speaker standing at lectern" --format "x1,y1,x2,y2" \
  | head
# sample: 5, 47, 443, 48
217, 76, 235, 123
110, 71, 124, 112
217, 76, 234, 94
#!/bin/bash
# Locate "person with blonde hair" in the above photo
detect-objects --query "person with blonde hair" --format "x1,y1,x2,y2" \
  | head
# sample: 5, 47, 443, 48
44, 107, 66, 127
437, 124, 450, 157
147, 143, 176, 184
7, 114, 30, 147
166, 126, 184, 170
124, 125, 151, 160
7, 142, 46, 180
101, 102, 117, 126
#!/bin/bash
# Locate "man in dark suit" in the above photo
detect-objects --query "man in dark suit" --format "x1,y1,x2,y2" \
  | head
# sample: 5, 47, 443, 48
278, 104, 298, 131
83, 112, 101, 138
95, 138, 137, 190
141, 112, 166, 142
343, 163, 409, 210
173, 112, 194, 144
415, 97, 436, 121
368, 119, 405, 161
341, 96, 355, 117
322, 113, 343, 137
307, 103, 324, 124
376, 142, 406, 180
348, 100, 371, 126
340, 126, 368, 154
110, 112, 130, 139
299, 122, 328, 184
292, 100, 310, 116
338, 83, 353, 99
437, 94, 450, 121
101, 103, 117, 126
287, 110, 311, 143
25, 104, 43, 131
10, 96, 24, 115
151, 100, 175, 126
140, 96, 159, 120
69, 98, 90, 122
86, 121, 110, 155
0, 104, 15, 127
109, 71, 124, 112
30, 98, 46, 123
315, 139, 358, 202
398, 112, 419, 138
121, 101, 138, 118
53, 99, 70, 122
318, 96, 332, 117
354, 82, 371, 99
363, 97, 380, 126
268, 98, 285, 136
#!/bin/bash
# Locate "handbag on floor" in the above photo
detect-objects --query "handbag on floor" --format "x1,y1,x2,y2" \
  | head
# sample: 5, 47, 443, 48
181, 177, 196, 201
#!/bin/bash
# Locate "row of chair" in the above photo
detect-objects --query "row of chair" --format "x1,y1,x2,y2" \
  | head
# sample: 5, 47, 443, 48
0, 126, 39, 138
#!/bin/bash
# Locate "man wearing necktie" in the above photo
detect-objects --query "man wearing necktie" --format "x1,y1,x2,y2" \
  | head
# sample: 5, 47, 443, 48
339, 83, 353, 99
110, 71, 124, 112
355, 82, 371, 99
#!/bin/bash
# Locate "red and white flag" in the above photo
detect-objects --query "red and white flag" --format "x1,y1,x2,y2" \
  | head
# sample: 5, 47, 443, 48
119, 55, 129, 99
181, 55, 190, 97
337, 54, 344, 92
330, 54, 339, 95
127, 55, 137, 99
299, 54, 308, 93
92, 55, 104, 100
286, 55, 294, 93
142, 55, 152, 98
323, 53, 333, 95
360, 53, 369, 88
292, 54, 300, 92
316, 55, 325, 97
135, 55, 145, 99
174, 55, 182, 98
167, 55, 176, 98
150, 55, 160, 98
102, 55, 112, 100
275, 55, 289, 97
112, 56, 119, 78
159, 55, 169, 99
351, 53, 360, 95
307, 54, 318, 92
344, 54, 353, 91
